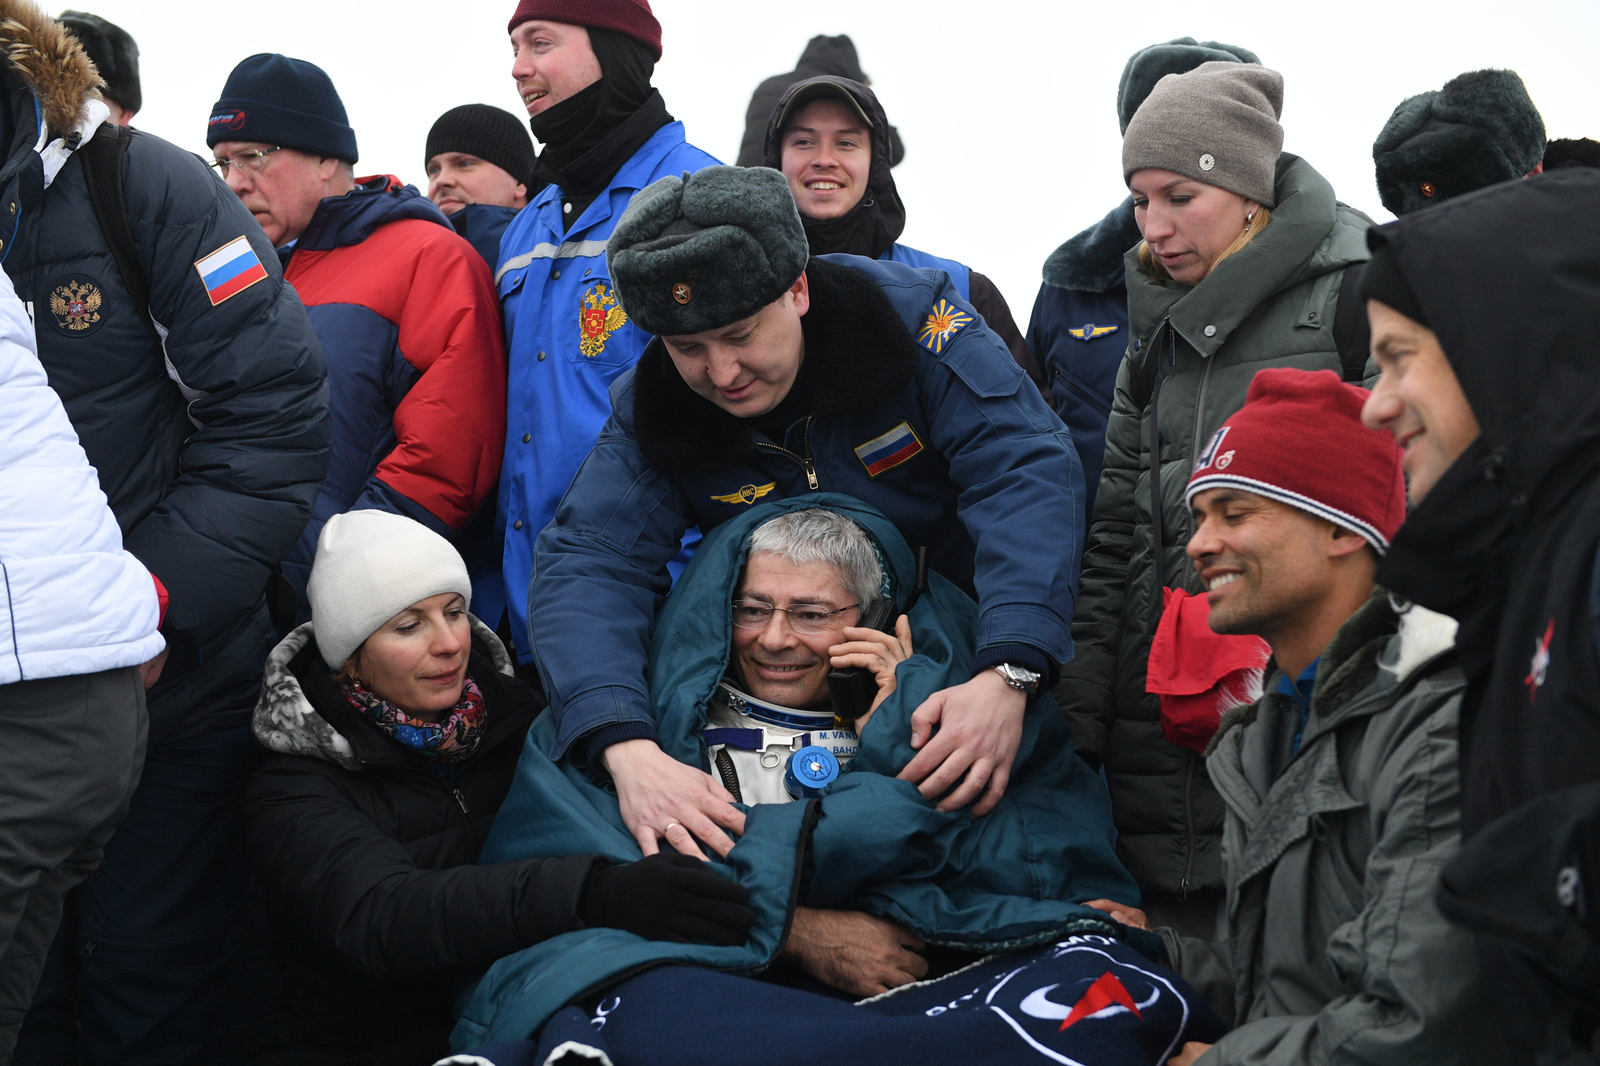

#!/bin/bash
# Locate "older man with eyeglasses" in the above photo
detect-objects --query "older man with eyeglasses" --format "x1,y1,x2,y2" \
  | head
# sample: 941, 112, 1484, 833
208, 53, 509, 618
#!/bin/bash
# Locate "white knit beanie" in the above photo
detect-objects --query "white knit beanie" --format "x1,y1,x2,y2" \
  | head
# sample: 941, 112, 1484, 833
306, 510, 472, 670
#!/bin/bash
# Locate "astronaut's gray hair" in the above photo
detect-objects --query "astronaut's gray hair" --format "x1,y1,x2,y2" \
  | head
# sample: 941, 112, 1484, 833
745, 509, 883, 610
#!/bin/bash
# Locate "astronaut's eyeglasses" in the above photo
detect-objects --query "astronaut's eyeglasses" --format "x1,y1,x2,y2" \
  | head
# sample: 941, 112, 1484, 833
731, 600, 859, 635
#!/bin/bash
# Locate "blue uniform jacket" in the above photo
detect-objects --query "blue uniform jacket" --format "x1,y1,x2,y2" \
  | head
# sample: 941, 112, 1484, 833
883, 242, 969, 299
530, 255, 1085, 760
456, 496, 1136, 1048
496, 122, 718, 660
1028, 199, 1143, 522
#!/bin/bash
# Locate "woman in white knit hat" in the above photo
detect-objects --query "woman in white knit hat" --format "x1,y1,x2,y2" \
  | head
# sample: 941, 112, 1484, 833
241, 510, 754, 1065
1060, 60, 1374, 940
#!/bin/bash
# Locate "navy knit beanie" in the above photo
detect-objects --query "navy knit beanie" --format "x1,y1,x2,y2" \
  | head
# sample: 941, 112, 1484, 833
208, 54, 358, 163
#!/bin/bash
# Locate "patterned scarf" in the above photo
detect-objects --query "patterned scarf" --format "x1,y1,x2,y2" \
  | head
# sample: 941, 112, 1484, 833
341, 676, 487, 763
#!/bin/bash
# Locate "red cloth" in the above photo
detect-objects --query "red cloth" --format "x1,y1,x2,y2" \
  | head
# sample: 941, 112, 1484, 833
1187, 368, 1407, 553
151, 574, 168, 630
507, 0, 662, 58
1147, 588, 1271, 753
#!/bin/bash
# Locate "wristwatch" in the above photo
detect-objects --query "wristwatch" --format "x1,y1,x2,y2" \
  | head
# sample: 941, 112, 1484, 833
993, 662, 1042, 695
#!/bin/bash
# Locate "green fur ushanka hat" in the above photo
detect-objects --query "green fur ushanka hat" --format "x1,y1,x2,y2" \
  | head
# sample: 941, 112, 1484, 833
1373, 69, 1546, 216
1116, 37, 1260, 135
607, 166, 810, 336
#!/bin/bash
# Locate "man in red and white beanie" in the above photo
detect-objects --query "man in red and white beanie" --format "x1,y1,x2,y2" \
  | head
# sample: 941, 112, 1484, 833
1089, 367, 1492, 1066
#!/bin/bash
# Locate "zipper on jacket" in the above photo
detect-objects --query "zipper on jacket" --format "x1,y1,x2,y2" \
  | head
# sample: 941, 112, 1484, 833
1178, 751, 1196, 900
1189, 332, 1217, 469
452, 788, 470, 817
754, 415, 819, 490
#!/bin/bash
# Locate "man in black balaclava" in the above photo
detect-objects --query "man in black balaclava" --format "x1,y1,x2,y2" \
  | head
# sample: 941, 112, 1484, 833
762, 76, 1044, 396
1359, 167, 1600, 1065
494, 0, 718, 674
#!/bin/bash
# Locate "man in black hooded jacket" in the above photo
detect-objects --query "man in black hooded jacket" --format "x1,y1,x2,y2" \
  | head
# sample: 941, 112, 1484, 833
1358, 165, 1600, 1063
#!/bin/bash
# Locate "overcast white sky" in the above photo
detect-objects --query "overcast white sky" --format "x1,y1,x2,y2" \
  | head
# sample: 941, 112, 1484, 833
84, 0, 1599, 324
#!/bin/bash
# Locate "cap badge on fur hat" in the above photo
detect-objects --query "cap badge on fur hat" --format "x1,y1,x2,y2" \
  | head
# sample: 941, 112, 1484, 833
607, 166, 810, 336
1186, 369, 1407, 554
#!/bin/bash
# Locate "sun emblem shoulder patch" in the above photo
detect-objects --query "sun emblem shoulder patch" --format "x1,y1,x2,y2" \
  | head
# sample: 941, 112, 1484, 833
710, 482, 777, 506
854, 422, 924, 477
47, 274, 105, 336
917, 298, 974, 354
1067, 322, 1120, 342
580, 283, 628, 358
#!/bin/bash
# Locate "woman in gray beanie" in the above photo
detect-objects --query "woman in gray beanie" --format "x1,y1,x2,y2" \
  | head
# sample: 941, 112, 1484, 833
1059, 60, 1373, 939
239, 510, 753, 1065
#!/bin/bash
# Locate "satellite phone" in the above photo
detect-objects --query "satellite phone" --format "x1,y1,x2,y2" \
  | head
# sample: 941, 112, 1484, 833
828, 547, 928, 726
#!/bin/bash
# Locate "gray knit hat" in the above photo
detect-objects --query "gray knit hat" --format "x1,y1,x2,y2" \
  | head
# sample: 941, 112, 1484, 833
1122, 61, 1285, 207
1116, 38, 1260, 135
608, 165, 810, 336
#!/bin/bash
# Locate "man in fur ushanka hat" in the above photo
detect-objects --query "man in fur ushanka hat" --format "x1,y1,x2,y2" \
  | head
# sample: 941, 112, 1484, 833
1089, 367, 1496, 1066
526, 164, 1086, 867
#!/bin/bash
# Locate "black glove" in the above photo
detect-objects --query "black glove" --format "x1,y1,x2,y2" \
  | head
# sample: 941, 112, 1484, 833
579, 853, 756, 946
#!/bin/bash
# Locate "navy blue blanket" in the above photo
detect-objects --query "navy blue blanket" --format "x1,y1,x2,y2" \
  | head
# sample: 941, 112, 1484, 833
443, 934, 1224, 1066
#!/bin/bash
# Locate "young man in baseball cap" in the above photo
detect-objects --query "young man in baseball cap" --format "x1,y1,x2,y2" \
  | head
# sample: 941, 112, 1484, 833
1089, 368, 1494, 1066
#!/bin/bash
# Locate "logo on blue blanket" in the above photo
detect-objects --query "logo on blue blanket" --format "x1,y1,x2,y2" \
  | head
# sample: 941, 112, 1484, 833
924, 935, 1188, 1066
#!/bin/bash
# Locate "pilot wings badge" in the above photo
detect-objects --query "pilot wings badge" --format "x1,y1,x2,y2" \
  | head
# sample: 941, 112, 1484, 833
579, 283, 628, 358
1068, 322, 1119, 342
711, 482, 777, 506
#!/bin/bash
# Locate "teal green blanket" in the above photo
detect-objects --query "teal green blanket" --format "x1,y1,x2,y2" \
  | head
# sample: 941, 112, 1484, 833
453, 494, 1136, 1048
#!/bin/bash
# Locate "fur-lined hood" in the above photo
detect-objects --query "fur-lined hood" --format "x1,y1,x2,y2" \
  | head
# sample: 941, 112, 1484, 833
1, 0, 102, 139
252, 615, 514, 770
1041, 197, 1143, 294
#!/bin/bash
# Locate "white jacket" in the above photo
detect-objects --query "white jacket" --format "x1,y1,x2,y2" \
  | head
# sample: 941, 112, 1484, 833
0, 262, 162, 684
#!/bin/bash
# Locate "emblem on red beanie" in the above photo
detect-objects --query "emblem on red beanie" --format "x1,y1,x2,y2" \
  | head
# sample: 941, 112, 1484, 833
1186, 369, 1407, 553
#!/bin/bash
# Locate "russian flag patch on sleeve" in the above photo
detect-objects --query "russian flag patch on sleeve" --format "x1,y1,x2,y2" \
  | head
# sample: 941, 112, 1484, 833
854, 421, 925, 477
195, 236, 268, 306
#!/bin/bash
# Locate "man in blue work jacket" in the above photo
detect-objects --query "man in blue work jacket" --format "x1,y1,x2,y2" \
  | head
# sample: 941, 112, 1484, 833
531, 165, 1086, 860
493, 0, 717, 654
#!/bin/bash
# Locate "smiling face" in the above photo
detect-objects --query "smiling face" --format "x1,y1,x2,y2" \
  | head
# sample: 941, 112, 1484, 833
662, 273, 809, 418
780, 98, 871, 221
732, 553, 859, 709
510, 20, 603, 117
426, 152, 528, 215
1129, 168, 1259, 286
345, 593, 471, 720
1187, 488, 1368, 642
1361, 300, 1482, 504
214, 141, 344, 247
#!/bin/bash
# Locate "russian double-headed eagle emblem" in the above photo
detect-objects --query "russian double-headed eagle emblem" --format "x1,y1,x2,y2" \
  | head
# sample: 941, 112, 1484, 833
50, 278, 102, 332
579, 283, 628, 358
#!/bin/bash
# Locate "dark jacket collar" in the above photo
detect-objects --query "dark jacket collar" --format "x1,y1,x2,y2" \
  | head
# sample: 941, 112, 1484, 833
293, 175, 451, 255
1041, 197, 1142, 294
632, 256, 920, 473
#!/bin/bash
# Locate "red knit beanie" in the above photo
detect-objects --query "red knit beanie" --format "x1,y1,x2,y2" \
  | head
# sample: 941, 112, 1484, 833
1186, 368, 1407, 553
507, 0, 662, 59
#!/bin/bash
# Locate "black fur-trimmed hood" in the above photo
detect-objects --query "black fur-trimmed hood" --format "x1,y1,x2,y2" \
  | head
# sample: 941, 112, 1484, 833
632, 256, 921, 473
1041, 197, 1142, 294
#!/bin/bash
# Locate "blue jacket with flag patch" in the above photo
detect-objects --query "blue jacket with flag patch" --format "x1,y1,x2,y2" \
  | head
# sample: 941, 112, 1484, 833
530, 254, 1084, 761
455, 496, 1134, 1048
495, 121, 718, 660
